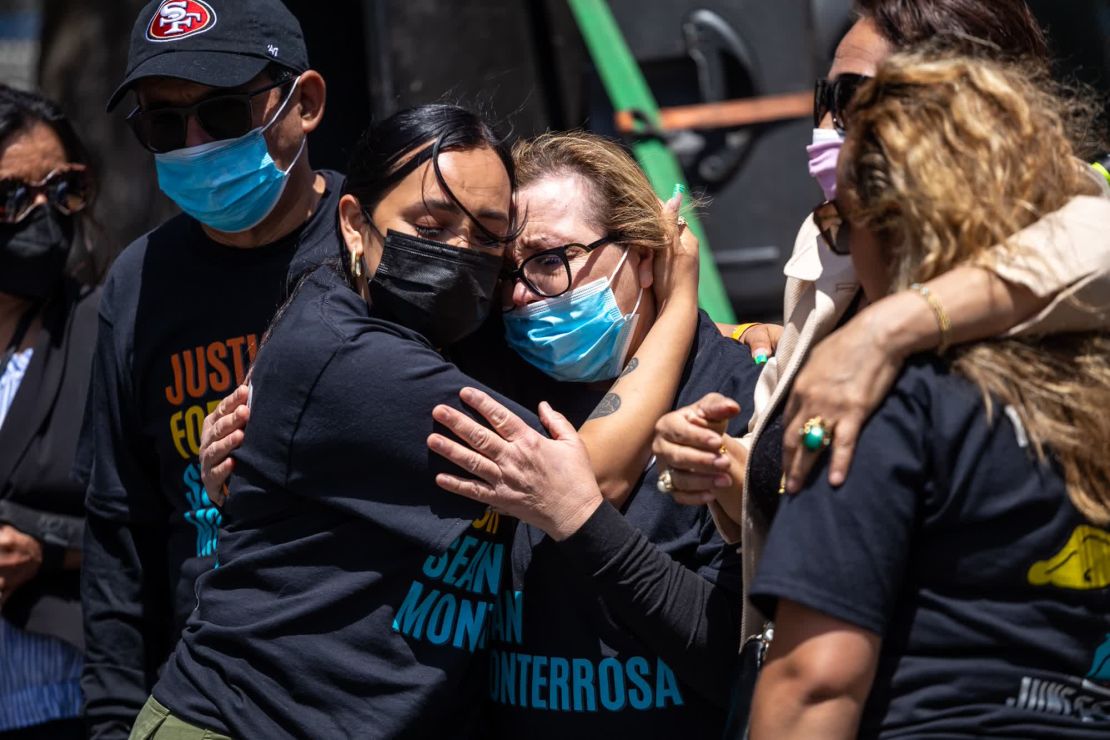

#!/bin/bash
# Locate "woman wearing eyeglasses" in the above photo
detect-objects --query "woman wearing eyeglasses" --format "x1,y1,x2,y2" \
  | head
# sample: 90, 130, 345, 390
654, 0, 1110, 657
0, 84, 102, 740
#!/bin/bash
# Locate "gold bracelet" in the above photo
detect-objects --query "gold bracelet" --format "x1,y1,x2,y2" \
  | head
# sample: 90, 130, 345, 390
910, 283, 952, 355
731, 322, 760, 341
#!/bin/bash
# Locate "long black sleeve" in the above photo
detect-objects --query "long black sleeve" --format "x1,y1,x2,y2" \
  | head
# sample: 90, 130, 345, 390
79, 310, 171, 739
555, 502, 741, 708
81, 513, 171, 739
0, 499, 83, 550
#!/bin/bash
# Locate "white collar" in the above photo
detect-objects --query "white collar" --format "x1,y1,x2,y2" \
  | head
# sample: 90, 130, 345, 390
783, 214, 854, 283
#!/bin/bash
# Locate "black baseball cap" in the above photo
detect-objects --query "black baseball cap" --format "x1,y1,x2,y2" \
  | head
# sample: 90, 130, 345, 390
107, 0, 309, 111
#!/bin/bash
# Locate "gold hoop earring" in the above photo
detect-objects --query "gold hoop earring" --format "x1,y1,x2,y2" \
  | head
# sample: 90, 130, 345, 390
350, 251, 365, 279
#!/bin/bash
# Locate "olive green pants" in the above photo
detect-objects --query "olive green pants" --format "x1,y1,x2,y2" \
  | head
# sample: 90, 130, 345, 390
129, 696, 232, 740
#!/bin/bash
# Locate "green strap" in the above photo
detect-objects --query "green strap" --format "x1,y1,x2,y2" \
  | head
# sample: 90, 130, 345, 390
568, 0, 737, 322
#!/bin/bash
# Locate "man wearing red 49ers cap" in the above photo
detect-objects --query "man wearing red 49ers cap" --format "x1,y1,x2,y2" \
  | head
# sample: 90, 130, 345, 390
78, 1, 342, 737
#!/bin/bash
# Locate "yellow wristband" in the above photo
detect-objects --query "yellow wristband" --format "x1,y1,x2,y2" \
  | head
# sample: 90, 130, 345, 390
731, 322, 759, 341
1093, 162, 1110, 187
909, 283, 952, 355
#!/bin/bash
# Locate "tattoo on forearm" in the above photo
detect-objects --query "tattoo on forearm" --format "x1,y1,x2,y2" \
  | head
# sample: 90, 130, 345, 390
619, 357, 639, 378
587, 393, 622, 421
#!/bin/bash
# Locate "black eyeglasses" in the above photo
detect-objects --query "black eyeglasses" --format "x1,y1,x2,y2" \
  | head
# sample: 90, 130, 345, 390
126, 78, 294, 154
814, 73, 871, 133
505, 234, 619, 298
812, 200, 851, 255
0, 166, 90, 224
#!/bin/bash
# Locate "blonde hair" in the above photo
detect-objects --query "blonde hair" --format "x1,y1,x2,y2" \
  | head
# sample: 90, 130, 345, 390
840, 52, 1110, 525
512, 131, 674, 252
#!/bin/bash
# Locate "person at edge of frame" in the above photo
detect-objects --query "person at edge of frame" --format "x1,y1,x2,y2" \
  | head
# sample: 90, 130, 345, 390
748, 50, 1110, 738
654, 0, 1110, 668
0, 84, 103, 740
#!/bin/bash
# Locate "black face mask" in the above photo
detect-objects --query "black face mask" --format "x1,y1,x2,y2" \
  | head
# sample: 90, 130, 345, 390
0, 205, 73, 300
369, 229, 503, 348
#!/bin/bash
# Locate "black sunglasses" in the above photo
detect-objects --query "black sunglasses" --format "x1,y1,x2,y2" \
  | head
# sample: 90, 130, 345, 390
814, 73, 871, 133
812, 200, 851, 255
126, 78, 294, 154
0, 166, 91, 224
505, 234, 618, 298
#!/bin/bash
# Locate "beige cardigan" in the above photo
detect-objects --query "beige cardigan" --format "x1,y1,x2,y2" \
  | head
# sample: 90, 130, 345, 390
711, 194, 1110, 642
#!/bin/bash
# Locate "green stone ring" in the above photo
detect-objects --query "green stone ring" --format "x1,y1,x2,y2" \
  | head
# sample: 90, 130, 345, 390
801, 416, 833, 452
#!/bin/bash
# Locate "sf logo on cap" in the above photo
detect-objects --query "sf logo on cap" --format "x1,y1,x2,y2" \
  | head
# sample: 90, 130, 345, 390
146, 0, 217, 42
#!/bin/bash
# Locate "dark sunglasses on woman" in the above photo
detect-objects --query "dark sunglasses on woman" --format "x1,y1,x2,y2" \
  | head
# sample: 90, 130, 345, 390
0, 165, 90, 224
126, 78, 293, 154
811, 200, 851, 255
814, 73, 871, 133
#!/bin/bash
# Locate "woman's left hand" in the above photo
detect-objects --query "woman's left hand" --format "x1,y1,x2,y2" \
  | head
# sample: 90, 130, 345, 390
652, 193, 700, 309
781, 311, 905, 493
427, 388, 604, 540
0, 524, 43, 608
719, 322, 784, 364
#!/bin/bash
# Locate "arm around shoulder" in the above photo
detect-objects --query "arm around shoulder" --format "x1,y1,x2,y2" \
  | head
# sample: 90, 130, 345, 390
992, 195, 1110, 335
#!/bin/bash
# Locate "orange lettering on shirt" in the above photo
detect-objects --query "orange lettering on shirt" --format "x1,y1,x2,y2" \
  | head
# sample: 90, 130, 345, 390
226, 337, 247, 384
183, 346, 208, 399
165, 353, 186, 406
472, 509, 501, 535
206, 342, 232, 393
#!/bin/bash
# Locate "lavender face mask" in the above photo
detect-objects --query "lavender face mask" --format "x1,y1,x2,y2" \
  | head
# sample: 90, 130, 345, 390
807, 128, 845, 201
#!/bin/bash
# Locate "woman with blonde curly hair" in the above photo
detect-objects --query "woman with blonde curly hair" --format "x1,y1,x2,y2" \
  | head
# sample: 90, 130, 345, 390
747, 52, 1110, 739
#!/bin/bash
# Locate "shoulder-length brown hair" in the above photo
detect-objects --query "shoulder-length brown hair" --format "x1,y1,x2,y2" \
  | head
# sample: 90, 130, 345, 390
839, 51, 1110, 525
512, 131, 675, 254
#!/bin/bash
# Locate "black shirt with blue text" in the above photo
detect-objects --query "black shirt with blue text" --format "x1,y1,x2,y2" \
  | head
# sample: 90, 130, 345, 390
152, 264, 542, 738
482, 314, 759, 738
79, 171, 344, 736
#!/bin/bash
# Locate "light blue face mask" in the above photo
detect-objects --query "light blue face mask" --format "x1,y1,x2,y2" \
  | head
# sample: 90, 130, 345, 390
154, 79, 306, 233
504, 248, 643, 383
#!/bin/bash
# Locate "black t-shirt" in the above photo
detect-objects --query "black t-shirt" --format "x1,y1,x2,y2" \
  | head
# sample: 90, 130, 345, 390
153, 265, 541, 738
751, 358, 1110, 738
485, 314, 760, 738
80, 171, 343, 685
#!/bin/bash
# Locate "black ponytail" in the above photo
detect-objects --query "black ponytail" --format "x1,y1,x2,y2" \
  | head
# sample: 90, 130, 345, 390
343, 103, 520, 258
261, 104, 516, 350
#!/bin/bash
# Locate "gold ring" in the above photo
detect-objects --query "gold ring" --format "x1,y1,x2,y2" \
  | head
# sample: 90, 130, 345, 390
657, 469, 676, 493
800, 416, 833, 452
719, 432, 730, 457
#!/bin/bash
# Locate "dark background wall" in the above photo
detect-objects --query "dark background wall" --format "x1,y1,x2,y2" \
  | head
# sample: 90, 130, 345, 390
32, 0, 1110, 318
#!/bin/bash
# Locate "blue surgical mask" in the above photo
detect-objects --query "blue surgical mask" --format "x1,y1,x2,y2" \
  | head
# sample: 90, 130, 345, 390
504, 248, 643, 383
154, 80, 305, 233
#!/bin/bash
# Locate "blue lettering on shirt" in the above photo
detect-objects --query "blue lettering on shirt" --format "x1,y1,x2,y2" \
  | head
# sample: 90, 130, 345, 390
393, 529, 506, 652
489, 650, 684, 713
182, 462, 221, 558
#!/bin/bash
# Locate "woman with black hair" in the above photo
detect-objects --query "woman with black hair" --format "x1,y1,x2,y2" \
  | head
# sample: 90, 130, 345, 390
134, 104, 700, 739
0, 84, 102, 739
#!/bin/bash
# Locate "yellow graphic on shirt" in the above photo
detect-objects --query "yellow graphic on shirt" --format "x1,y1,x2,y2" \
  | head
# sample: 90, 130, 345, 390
1026, 525, 1110, 590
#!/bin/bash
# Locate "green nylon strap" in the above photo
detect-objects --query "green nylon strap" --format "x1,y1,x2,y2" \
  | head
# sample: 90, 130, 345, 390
567, 0, 737, 322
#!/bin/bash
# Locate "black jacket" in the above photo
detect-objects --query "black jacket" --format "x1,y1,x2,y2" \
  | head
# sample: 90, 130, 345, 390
0, 279, 100, 650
